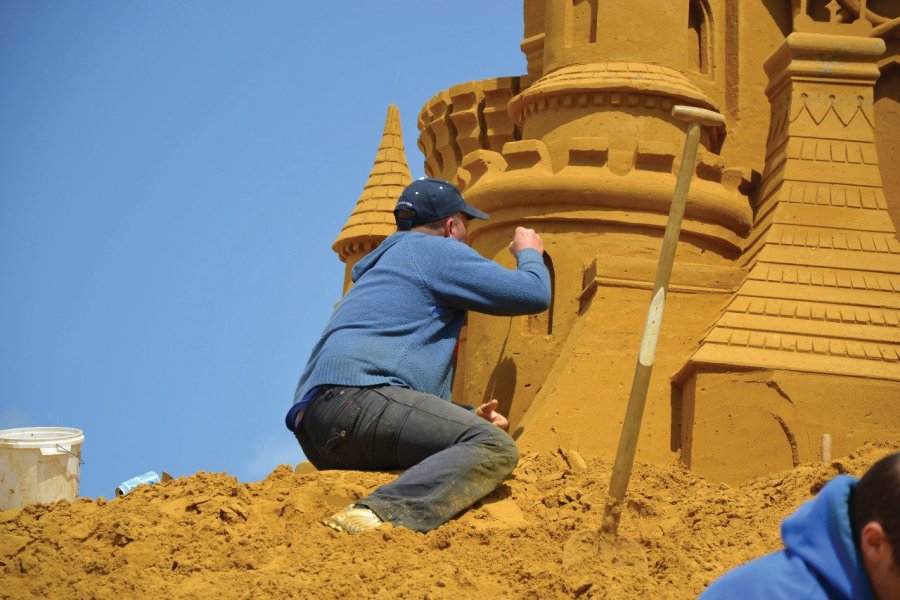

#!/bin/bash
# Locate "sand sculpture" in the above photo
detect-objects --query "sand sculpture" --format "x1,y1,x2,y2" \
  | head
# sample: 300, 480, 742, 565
335, 1, 900, 484
4, 4, 900, 598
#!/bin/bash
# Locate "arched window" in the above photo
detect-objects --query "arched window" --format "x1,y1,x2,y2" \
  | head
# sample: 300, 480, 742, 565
688, 0, 712, 75
571, 0, 600, 45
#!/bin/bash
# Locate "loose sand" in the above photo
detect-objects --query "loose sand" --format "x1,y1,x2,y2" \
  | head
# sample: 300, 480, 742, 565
3, 441, 898, 599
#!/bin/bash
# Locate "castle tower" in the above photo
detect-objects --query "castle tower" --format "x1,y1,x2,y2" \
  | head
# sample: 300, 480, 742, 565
674, 11, 900, 482
333, 104, 411, 293
425, 1, 758, 460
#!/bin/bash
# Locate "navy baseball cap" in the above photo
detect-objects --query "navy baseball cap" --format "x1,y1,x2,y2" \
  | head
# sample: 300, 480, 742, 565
394, 178, 489, 230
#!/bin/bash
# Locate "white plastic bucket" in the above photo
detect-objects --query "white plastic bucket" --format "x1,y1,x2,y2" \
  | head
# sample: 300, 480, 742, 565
0, 427, 84, 510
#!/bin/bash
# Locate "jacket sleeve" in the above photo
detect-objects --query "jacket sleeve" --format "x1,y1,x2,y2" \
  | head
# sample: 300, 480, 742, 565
411, 238, 551, 316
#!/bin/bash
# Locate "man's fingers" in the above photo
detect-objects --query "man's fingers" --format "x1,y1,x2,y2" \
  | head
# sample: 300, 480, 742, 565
477, 399, 498, 413
475, 399, 509, 430
509, 227, 544, 256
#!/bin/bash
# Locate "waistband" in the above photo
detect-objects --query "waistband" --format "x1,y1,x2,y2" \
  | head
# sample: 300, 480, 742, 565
285, 385, 328, 432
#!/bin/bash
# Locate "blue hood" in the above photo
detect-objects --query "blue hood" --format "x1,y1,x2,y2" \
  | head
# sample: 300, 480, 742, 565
781, 475, 874, 600
701, 474, 876, 600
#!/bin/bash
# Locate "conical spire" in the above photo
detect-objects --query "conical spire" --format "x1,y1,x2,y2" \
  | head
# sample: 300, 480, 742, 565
333, 104, 412, 261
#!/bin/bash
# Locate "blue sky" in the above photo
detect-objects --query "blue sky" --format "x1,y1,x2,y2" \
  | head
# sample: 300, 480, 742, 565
0, 1, 524, 499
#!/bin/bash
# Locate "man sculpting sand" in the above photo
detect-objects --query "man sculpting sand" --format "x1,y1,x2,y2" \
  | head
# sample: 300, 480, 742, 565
286, 178, 551, 534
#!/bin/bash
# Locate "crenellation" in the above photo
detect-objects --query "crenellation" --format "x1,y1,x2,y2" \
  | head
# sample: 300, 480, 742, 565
695, 149, 725, 182
456, 150, 506, 192
448, 82, 484, 159
635, 141, 677, 173
566, 137, 610, 168
501, 140, 553, 173
481, 77, 519, 152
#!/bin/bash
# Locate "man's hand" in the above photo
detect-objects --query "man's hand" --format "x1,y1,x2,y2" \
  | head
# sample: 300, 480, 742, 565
475, 399, 509, 431
508, 226, 544, 257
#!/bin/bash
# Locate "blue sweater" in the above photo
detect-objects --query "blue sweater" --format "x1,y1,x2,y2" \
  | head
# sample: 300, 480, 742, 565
700, 475, 875, 600
289, 232, 551, 423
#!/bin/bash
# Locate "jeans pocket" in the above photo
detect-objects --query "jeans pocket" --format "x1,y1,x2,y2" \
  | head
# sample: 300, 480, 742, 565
315, 394, 362, 455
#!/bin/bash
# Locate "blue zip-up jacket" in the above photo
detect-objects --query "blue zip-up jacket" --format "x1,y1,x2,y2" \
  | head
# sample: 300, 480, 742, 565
700, 475, 875, 600
289, 231, 551, 423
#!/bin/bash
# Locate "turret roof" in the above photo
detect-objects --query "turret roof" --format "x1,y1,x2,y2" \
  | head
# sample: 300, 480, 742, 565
333, 104, 411, 260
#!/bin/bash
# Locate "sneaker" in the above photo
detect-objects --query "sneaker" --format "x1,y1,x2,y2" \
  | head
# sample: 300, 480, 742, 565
324, 504, 384, 535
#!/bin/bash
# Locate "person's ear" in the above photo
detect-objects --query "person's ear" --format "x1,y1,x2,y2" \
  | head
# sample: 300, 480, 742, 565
442, 217, 455, 238
860, 522, 888, 565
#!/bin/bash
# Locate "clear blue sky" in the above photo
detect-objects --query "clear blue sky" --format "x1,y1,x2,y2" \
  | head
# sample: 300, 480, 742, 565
0, 1, 524, 499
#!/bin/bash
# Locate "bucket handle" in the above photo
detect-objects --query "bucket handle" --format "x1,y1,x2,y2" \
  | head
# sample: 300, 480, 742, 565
39, 444, 85, 465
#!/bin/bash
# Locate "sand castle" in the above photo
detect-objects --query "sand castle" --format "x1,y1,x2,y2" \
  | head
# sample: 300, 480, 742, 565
3, 4, 900, 598
335, 1, 900, 484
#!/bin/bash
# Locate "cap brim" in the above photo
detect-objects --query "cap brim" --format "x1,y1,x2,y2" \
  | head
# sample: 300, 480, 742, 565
461, 203, 489, 220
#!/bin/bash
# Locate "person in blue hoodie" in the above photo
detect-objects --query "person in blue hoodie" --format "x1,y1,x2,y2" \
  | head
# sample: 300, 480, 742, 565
285, 177, 551, 535
701, 451, 900, 600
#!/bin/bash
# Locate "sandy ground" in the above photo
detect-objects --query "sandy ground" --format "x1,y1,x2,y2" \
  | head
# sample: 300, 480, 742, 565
2, 441, 898, 599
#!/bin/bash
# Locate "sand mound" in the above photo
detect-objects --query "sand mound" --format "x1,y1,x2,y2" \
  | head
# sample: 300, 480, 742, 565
3, 441, 898, 599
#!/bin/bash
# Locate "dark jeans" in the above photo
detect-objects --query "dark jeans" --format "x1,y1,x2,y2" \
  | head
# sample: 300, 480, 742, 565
293, 385, 519, 533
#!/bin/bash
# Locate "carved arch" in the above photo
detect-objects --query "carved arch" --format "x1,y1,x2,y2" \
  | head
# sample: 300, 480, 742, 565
688, 0, 713, 75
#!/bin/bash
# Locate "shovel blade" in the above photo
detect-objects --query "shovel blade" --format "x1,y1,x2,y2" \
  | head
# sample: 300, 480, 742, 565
562, 529, 649, 595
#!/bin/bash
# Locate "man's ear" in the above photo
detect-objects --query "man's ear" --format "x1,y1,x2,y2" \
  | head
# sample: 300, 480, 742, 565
861, 522, 888, 564
442, 216, 456, 238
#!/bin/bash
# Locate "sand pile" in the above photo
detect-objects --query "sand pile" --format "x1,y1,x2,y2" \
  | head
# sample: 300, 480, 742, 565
3, 441, 898, 599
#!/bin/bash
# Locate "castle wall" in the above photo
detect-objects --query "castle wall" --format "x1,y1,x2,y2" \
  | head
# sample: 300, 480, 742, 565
679, 370, 900, 484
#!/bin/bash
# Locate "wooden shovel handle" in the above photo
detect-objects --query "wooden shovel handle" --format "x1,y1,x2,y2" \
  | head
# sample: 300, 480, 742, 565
602, 114, 707, 536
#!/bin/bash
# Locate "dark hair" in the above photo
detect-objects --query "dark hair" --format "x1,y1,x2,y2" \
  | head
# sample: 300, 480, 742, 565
396, 211, 459, 233
850, 452, 900, 569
